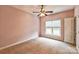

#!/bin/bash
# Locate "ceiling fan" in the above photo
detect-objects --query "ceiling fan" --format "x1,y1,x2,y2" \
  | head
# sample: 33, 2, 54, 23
33, 5, 53, 17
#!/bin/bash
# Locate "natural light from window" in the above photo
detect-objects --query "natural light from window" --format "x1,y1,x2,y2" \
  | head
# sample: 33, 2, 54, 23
45, 20, 61, 36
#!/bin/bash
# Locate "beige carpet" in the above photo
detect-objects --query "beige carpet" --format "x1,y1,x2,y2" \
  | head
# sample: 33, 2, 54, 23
0, 37, 77, 54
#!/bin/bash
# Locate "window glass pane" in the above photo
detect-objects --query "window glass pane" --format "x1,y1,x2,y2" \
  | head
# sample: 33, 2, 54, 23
53, 28, 61, 36
46, 21, 53, 27
45, 28, 52, 35
52, 20, 61, 27
45, 20, 61, 36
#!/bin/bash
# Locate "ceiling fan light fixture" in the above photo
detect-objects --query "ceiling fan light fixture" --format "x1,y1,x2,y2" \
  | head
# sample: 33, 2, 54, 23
39, 13, 47, 17
33, 5, 53, 16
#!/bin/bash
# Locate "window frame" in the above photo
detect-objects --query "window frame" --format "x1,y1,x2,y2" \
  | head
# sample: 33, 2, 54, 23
45, 19, 61, 36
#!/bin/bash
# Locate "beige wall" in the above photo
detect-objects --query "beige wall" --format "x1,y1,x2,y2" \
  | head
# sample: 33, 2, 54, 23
0, 6, 39, 48
40, 9, 74, 41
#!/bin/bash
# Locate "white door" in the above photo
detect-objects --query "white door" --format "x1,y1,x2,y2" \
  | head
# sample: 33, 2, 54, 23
76, 16, 79, 51
64, 17, 75, 44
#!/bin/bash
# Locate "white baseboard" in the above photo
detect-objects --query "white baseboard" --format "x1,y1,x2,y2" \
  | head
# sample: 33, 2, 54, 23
0, 37, 37, 50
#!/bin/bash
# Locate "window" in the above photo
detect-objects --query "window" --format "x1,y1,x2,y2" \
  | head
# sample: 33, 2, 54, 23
45, 20, 61, 36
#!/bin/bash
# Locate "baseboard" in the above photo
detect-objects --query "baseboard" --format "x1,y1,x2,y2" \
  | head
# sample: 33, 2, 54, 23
0, 37, 37, 50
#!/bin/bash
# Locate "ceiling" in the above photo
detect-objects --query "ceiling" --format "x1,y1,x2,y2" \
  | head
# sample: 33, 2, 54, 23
11, 5, 75, 16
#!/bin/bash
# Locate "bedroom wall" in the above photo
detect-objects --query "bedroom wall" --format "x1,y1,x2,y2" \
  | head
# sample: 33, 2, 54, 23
40, 9, 74, 41
0, 6, 39, 48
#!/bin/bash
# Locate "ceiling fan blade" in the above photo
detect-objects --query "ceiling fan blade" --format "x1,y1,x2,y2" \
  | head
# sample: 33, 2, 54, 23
45, 11, 53, 13
33, 12, 39, 13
